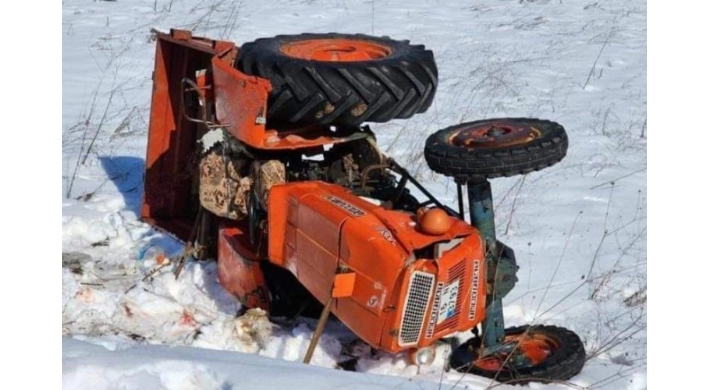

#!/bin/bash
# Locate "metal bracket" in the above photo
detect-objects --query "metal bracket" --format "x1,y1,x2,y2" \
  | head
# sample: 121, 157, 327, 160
465, 178, 508, 348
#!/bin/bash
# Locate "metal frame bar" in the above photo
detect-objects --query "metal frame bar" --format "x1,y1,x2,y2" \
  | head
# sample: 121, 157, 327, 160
466, 179, 506, 349
387, 159, 462, 218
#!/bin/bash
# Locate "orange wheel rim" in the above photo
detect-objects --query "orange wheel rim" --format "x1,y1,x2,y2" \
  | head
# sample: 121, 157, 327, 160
515, 333, 557, 365
448, 122, 541, 149
280, 39, 392, 62
473, 332, 559, 371
474, 356, 506, 371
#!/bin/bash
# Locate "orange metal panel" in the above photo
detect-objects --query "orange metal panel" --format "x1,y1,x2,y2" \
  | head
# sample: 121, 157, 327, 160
211, 57, 273, 148
142, 30, 236, 240
211, 59, 358, 150
338, 215, 409, 316
217, 222, 270, 311
294, 233, 338, 302
268, 182, 355, 266
269, 182, 354, 302
332, 273, 356, 298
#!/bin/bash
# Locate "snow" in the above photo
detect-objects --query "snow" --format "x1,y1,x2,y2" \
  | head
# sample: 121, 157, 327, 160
61, 0, 647, 389
63, 337, 462, 390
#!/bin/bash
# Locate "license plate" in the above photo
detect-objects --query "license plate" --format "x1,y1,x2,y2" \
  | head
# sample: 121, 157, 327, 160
436, 280, 459, 324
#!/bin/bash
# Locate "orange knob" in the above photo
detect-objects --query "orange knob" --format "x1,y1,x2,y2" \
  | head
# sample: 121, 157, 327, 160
417, 208, 452, 235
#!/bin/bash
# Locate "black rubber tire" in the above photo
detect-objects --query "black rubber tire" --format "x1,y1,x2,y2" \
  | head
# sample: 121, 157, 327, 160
424, 118, 568, 179
236, 33, 437, 128
449, 325, 586, 384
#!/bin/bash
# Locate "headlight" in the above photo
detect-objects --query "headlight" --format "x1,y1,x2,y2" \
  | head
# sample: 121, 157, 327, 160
410, 346, 436, 366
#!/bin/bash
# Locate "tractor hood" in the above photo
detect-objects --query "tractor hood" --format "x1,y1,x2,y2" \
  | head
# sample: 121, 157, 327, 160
267, 181, 481, 345
267, 181, 477, 273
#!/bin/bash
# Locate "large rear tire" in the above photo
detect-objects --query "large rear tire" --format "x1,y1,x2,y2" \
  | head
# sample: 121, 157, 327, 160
236, 33, 437, 128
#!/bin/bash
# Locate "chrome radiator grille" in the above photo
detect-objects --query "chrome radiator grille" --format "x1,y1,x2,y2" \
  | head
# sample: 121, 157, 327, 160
399, 271, 435, 346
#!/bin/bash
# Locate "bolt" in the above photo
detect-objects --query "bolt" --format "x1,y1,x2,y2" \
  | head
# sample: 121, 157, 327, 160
488, 126, 505, 137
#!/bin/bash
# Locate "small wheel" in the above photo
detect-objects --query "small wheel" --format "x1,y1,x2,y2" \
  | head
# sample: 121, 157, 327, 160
424, 118, 568, 179
236, 33, 438, 128
449, 325, 585, 384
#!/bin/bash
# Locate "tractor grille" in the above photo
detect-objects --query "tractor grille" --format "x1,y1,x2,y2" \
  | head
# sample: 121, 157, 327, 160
399, 271, 435, 346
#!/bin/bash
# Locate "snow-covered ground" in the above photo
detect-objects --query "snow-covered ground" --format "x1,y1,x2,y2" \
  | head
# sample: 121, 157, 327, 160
61, 0, 647, 388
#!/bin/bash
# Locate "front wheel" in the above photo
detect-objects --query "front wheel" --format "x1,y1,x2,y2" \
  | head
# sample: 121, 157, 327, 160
424, 118, 568, 179
449, 325, 585, 384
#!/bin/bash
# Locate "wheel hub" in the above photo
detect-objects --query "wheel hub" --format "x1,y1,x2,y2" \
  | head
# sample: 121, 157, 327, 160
450, 331, 558, 372
280, 39, 393, 61
449, 122, 540, 148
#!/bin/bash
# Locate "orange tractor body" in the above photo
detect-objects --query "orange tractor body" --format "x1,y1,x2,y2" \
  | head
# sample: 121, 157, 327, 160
141, 29, 585, 382
215, 182, 487, 352
142, 29, 485, 354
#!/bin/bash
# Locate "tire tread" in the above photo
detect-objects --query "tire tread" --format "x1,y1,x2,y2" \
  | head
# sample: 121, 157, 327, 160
236, 33, 438, 128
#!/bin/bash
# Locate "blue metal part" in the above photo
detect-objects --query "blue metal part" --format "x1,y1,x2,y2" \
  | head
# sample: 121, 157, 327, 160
466, 179, 506, 348
482, 298, 505, 348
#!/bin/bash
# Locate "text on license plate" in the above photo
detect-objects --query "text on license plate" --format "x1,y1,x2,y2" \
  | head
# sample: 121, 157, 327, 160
436, 280, 459, 324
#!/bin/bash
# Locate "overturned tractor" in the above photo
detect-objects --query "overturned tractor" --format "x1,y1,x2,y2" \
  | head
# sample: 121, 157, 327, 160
141, 29, 584, 383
